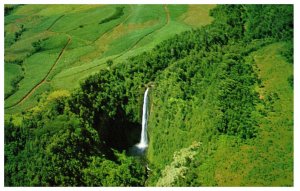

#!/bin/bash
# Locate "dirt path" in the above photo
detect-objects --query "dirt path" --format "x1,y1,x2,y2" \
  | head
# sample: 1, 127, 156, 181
92, 5, 133, 44
114, 5, 170, 59
5, 37, 72, 109
58, 6, 135, 78
68, 5, 171, 75
6, 7, 132, 109
47, 14, 65, 30
164, 5, 170, 25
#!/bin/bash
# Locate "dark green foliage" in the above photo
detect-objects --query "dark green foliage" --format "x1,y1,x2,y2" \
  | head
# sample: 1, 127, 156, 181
210, 4, 293, 42
145, 4, 292, 186
280, 40, 293, 63
69, 69, 139, 151
210, 5, 246, 40
216, 53, 258, 138
4, 96, 146, 186
5, 59, 23, 65
31, 40, 43, 53
4, 5, 21, 16
244, 5, 293, 41
106, 59, 113, 67
7, 74, 24, 96
99, 7, 125, 24
83, 152, 146, 186
5, 6, 15, 16
5, 74, 24, 99
263, 92, 280, 112
5, 61, 25, 99
5, 4, 293, 186
14, 24, 26, 42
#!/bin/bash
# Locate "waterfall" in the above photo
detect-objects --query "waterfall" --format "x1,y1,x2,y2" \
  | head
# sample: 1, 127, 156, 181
136, 88, 149, 149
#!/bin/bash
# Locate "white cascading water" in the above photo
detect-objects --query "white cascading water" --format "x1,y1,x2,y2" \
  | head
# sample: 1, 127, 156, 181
136, 88, 149, 149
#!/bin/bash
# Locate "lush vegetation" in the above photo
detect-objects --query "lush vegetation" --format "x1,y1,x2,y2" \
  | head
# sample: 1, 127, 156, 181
4, 4, 213, 112
99, 6, 125, 24
4, 4, 293, 186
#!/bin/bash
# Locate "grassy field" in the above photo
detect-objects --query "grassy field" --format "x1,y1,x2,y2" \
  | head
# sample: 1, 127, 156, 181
146, 41, 293, 186
4, 5, 293, 186
204, 42, 293, 186
5, 38, 69, 108
4, 63, 23, 95
4, 4, 215, 114
247, 42, 293, 185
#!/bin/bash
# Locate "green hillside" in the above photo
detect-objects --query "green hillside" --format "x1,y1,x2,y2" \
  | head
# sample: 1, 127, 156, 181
4, 4, 215, 113
4, 4, 293, 186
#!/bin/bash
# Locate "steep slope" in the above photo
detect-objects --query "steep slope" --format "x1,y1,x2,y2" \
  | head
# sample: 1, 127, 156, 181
4, 4, 293, 186
145, 5, 293, 186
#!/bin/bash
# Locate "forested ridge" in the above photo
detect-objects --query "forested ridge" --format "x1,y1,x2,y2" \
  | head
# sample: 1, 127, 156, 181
5, 5, 293, 186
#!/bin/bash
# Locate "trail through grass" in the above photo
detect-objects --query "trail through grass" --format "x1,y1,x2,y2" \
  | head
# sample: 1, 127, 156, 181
5, 4, 216, 113
5, 37, 71, 108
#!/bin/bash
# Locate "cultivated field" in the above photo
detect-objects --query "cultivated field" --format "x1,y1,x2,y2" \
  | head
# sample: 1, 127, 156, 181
4, 4, 215, 114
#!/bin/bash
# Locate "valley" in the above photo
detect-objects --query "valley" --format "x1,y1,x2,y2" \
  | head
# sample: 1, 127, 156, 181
4, 4, 293, 187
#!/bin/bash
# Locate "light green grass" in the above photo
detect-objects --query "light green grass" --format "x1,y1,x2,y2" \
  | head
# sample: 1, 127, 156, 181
5, 48, 64, 108
32, 5, 106, 16
112, 5, 213, 61
47, 46, 96, 81
5, 31, 54, 61
244, 42, 293, 186
4, 14, 23, 25
45, 5, 169, 89
13, 5, 105, 17
125, 5, 165, 24
4, 113, 23, 126
52, 60, 107, 90
52, 5, 129, 42
125, 20, 192, 56
42, 34, 70, 50
102, 5, 191, 59
178, 5, 216, 27
204, 42, 293, 186
101, 23, 163, 58
4, 63, 23, 94
51, 55, 109, 89
167, 4, 189, 20
5, 82, 52, 114
5, 4, 215, 113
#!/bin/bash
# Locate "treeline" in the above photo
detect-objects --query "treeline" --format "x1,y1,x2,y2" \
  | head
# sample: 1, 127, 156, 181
4, 5, 20, 16
5, 4, 293, 186
209, 5, 293, 41
146, 4, 293, 186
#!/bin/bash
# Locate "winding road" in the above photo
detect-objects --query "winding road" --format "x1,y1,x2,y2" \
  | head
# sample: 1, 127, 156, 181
114, 5, 170, 59
5, 37, 72, 109
6, 5, 170, 108
68, 4, 171, 76
47, 15, 65, 31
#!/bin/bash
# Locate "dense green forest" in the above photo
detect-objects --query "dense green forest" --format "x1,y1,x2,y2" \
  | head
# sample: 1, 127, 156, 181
4, 4, 293, 186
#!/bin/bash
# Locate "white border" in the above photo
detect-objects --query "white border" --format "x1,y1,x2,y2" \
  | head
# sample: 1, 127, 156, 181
1, 0, 298, 191
0, 0, 298, 4
0, 1, 4, 190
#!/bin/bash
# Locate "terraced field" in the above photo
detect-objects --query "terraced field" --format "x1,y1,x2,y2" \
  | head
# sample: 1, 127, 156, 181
4, 5, 293, 187
4, 4, 215, 114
